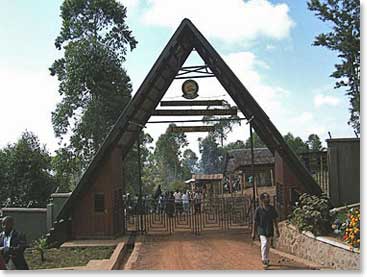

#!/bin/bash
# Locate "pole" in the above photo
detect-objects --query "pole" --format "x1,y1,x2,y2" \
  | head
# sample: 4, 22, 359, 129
249, 122, 256, 213
137, 132, 143, 233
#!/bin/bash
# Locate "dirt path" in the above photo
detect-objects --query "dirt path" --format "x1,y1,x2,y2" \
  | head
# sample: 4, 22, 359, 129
123, 230, 316, 270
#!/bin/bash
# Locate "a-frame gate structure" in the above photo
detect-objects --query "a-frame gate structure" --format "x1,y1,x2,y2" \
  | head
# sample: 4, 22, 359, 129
49, 19, 321, 241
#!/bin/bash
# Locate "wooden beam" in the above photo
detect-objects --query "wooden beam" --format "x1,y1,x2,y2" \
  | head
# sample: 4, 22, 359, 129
152, 108, 237, 116
168, 126, 215, 133
160, 100, 225, 107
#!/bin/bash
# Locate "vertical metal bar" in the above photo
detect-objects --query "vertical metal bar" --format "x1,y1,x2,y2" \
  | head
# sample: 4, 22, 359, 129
249, 123, 256, 213
137, 132, 144, 234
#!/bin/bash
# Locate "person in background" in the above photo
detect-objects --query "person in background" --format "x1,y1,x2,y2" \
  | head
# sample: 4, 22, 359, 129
252, 192, 280, 269
182, 190, 190, 213
173, 190, 182, 215
193, 190, 202, 214
165, 191, 175, 217
158, 194, 164, 213
0, 216, 29, 270
153, 185, 162, 213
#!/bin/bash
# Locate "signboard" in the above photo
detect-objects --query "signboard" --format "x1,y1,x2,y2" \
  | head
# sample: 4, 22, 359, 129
168, 126, 215, 133
182, 79, 199, 99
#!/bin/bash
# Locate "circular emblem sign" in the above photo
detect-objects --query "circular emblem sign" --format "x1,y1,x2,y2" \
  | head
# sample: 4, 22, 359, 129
182, 79, 199, 99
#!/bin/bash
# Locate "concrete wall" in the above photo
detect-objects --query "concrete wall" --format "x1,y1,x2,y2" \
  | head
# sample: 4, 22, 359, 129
0, 193, 72, 243
1, 208, 47, 243
274, 221, 360, 270
50, 192, 72, 219
46, 192, 72, 230
327, 138, 360, 206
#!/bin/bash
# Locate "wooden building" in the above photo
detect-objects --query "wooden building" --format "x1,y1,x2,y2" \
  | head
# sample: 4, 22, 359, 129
186, 174, 224, 196
69, 146, 124, 239
224, 148, 276, 198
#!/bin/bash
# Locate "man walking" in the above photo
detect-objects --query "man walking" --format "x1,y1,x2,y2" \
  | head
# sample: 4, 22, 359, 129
252, 193, 280, 269
0, 216, 29, 270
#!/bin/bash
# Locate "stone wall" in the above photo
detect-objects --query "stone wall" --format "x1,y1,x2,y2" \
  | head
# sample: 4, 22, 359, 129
274, 221, 360, 270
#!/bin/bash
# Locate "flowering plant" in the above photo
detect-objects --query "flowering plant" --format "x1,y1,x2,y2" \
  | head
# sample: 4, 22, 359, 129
342, 208, 360, 249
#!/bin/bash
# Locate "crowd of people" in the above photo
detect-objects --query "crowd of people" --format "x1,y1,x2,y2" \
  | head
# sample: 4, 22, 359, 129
152, 186, 205, 216
124, 185, 206, 216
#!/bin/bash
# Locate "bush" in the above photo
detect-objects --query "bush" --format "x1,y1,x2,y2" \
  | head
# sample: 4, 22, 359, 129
169, 181, 186, 192
288, 192, 334, 236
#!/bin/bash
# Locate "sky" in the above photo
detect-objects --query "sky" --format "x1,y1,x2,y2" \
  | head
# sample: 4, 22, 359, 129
0, 0, 361, 157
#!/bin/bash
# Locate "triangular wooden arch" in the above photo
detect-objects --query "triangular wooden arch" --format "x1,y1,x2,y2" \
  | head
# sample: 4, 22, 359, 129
57, 18, 321, 220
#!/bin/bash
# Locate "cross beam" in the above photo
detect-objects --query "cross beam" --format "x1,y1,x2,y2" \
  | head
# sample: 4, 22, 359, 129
160, 100, 226, 107
152, 108, 237, 116
168, 126, 215, 133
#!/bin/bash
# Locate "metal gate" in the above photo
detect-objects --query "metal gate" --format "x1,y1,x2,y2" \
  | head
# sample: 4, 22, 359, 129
122, 195, 253, 235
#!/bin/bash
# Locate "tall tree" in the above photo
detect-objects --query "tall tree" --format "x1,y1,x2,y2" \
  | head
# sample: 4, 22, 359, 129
50, 0, 137, 173
125, 132, 154, 195
0, 131, 55, 207
245, 132, 266, 149
203, 114, 241, 147
142, 150, 162, 195
153, 124, 188, 190
51, 146, 82, 192
223, 140, 246, 152
182, 149, 199, 179
306, 134, 323, 151
199, 134, 224, 174
308, 0, 360, 133
283, 132, 309, 154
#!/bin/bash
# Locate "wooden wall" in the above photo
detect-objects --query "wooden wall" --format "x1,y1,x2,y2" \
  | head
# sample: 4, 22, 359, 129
274, 151, 304, 216
71, 146, 124, 239
327, 138, 360, 206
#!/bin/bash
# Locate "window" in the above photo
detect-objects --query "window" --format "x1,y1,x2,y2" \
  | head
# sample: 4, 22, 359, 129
256, 171, 272, 187
94, 193, 105, 212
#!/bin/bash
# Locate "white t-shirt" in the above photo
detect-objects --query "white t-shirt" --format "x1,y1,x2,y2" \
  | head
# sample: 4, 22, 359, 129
2, 231, 12, 248
182, 193, 189, 204
174, 192, 182, 202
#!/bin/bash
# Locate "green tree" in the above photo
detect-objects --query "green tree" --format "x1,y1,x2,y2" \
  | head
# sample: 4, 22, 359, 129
0, 131, 55, 207
50, 0, 137, 172
125, 132, 153, 195
306, 134, 323, 151
51, 146, 82, 192
308, 0, 360, 133
153, 124, 188, 191
245, 132, 266, 149
182, 149, 199, 179
199, 134, 224, 174
223, 140, 246, 152
142, 151, 162, 195
203, 114, 241, 147
283, 132, 309, 154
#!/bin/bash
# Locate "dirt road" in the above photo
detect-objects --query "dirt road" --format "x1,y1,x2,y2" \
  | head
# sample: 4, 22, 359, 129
123, 230, 315, 270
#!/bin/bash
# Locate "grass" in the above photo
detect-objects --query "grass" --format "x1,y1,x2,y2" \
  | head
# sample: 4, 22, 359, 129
24, 246, 115, 269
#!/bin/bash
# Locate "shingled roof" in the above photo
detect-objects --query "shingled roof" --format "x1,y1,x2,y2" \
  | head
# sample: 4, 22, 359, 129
225, 148, 274, 173
56, 18, 321, 220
